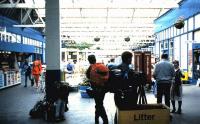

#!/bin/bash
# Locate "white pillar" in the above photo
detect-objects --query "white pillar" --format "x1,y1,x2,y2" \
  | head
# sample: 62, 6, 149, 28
45, 0, 61, 70
45, 0, 62, 100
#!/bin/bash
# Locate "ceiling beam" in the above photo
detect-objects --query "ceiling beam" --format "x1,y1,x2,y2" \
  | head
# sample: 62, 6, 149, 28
21, 9, 32, 23
13, 24, 45, 27
59, 0, 178, 9
0, 2, 178, 9
0, 3, 44, 9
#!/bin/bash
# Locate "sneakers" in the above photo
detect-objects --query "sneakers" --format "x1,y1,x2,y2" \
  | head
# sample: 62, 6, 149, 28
171, 109, 182, 114
55, 115, 65, 122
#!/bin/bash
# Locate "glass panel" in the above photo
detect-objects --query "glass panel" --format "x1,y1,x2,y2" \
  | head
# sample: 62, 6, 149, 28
173, 26, 176, 36
183, 20, 188, 33
188, 32, 193, 41
188, 17, 194, 31
180, 34, 187, 69
164, 41, 168, 49
109, 9, 132, 18
195, 13, 200, 29
174, 36, 180, 62
194, 30, 200, 43
170, 27, 173, 38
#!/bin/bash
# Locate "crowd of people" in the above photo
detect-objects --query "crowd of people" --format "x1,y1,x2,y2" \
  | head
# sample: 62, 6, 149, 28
24, 52, 184, 123
84, 52, 185, 123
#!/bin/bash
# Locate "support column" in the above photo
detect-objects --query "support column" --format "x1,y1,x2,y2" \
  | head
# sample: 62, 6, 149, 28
45, 0, 61, 100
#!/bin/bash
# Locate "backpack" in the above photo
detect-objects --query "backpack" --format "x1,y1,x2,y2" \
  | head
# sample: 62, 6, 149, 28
107, 65, 141, 92
67, 64, 73, 71
89, 63, 109, 87
29, 100, 46, 118
108, 66, 140, 109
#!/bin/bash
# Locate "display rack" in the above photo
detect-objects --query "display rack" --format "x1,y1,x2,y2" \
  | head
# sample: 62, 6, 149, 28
0, 70, 21, 90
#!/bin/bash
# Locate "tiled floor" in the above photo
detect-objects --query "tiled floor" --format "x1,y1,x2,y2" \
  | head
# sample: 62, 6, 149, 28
0, 78, 200, 124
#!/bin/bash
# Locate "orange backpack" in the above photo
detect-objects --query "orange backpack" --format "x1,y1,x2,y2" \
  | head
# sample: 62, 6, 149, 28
90, 63, 109, 86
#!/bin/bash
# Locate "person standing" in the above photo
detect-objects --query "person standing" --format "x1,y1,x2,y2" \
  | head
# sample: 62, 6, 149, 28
113, 51, 138, 123
86, 55, 108, 124
32, 58, 42, 88
23, 60, 32, 87
170, 60, 185, 114
66, 61, 74, 74
153, 53, 175, 108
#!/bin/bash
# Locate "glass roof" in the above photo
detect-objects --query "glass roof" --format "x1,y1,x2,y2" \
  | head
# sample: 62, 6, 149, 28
0, 0, 182, 50
57, 0, 180, 49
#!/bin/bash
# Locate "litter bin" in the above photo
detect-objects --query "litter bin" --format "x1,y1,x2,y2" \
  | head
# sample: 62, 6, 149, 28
116, 104, 170, 124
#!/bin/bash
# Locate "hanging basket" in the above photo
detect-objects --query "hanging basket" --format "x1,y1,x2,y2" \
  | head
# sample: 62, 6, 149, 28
94, 37, 100, 42
174, 17, 185, 29
124, 37, 130, 42
96, 47, 101, 50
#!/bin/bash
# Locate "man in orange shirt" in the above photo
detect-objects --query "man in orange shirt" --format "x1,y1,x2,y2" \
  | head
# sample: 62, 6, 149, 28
32, 58, 42, 88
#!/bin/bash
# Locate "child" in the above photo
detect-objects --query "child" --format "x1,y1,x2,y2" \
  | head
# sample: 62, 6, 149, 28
170, 60, 185, 114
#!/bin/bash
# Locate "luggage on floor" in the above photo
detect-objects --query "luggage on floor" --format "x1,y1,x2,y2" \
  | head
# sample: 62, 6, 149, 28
29, 100, 45, 118
44, 101, 56, 122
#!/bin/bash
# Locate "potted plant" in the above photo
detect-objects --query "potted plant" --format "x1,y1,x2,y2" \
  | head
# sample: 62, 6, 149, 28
79, 78, 91, 98
94, 37, 100, 42
174, 16, 185, 29
124, 37, 130, 42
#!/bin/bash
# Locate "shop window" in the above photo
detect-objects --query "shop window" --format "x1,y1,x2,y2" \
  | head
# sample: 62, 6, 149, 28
160, 43, 164, 49
170, 41, 174, 48
164, 42, 168, 49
